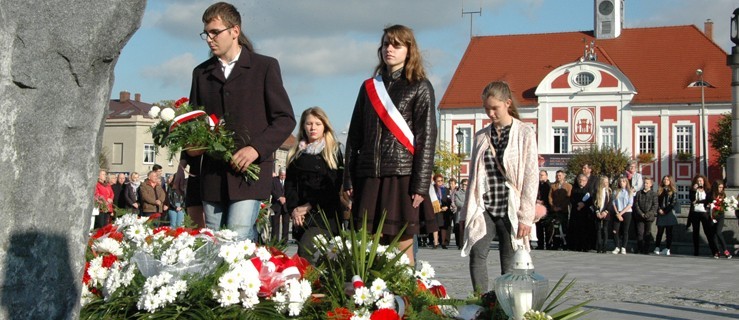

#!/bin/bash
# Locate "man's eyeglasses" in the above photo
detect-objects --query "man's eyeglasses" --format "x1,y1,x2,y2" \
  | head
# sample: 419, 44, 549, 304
200, 27, 232, 40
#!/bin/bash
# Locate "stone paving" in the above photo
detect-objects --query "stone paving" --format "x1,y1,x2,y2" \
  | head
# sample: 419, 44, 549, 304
414, 244, 739, 320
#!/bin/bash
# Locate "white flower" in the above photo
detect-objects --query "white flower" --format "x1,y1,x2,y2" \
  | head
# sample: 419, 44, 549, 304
124, 224, 150, 244
415, 260, 435, 281
177, 247, 196, 265
375, 291, 396, 310
93, 237, 123, 256
215, 229, 239, 242
80, 285, 95, 306
213, 288, 240, 307
148, 106, 161, 118
237, 239, 257, 256
219, 244, 243, 265
241, 276, 261, 295
159, 107, 175, 121
397, 253, 411, 266
218, 270, 241, 290
255, 247, 272, 261
351, 309, 371, 320
136, 272, 187, 313
240, 291, 260, 309
87, 256, 108, 287
370, 278, 387, 299
353, 286, 372, 306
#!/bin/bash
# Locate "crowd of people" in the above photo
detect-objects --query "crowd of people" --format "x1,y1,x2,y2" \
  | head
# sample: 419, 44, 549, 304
533, 160, 736, 259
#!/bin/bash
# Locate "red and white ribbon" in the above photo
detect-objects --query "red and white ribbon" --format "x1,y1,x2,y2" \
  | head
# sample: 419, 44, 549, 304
352, 275, 364, 289
169, 110, 218, 132
364, 76, 415, 155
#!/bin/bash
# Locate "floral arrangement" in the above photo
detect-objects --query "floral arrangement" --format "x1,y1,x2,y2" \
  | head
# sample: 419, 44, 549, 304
80, 213, 312, 319
148, 97, 260, 181
711, 196, 738, 221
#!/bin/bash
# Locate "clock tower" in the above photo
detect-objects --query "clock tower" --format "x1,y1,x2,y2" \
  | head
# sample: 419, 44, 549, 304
595, 0, 624, 39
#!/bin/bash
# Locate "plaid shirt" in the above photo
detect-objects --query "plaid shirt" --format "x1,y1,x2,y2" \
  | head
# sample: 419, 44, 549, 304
483, 124, 511, 217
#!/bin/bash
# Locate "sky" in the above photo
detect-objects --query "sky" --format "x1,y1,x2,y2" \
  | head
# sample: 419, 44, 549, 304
112, 0, 737, 141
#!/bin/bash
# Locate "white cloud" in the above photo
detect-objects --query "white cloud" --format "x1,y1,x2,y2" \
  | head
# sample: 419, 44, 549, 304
258, 36, 376, 77
139, 53, 197, 91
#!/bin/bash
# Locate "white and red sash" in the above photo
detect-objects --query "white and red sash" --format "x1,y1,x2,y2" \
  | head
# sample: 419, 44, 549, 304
364, 75, 415, 155
169, 110, 218, 132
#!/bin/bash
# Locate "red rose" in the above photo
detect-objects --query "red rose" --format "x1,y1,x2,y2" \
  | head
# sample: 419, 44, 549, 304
370, 308, 400, 320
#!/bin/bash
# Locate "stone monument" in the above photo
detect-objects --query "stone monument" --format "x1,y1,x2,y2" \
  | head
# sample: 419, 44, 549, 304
0, 1, 145, 318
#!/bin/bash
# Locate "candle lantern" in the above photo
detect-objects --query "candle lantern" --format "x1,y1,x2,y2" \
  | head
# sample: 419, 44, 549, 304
494, 248, 549, 320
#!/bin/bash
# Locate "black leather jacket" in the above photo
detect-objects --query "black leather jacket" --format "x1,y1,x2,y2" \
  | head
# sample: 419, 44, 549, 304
344, 69, 437, 195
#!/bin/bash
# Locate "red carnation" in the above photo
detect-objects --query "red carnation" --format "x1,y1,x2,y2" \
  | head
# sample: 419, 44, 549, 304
101, 254, 118, 268
82, 262, 91, 284
326, 307, 352, 320
153, 226, 170, 235
370, 308, 400, 320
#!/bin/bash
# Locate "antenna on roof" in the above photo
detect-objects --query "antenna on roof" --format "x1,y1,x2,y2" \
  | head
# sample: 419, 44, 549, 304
462, 0, 482, 39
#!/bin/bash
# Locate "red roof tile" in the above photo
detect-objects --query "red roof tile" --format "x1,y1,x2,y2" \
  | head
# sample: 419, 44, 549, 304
439, 25, 731, 109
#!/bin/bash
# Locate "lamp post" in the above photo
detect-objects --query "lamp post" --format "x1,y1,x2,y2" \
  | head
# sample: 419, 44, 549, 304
726, 8, 739, 187
697, 69, 709, 177
455, 128, 464, 183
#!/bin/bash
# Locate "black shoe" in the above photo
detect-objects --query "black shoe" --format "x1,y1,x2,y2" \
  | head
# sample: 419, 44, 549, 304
433, 244, 438, 249
441, 245, 448, 249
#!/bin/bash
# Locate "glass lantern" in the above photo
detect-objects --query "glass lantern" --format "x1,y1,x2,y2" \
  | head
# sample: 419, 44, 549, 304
494, 248, 549, 320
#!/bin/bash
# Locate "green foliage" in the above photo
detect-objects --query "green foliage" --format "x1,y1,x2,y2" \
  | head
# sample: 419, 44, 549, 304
709, 112, 732, 168
433, 141, 465, 179
539, 275, 592, 320
565, 146, 630, 181
98, 145, 110, 171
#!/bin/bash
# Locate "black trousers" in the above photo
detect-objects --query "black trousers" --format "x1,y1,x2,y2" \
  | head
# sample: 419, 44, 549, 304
688, 210, 718, 256
270, 208, 290, 242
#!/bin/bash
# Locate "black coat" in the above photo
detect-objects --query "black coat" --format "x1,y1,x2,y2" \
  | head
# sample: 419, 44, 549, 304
344, 68, 436, 196
285, 149, 344, 226
189, 47, 296, 202
270, 176, 287, 214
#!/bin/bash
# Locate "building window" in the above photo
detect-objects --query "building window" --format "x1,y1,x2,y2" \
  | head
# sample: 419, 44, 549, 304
456, 127, 473, 156
677, 185, 690, 207
553, 127, 569, 154
143, 144, 156, 164
600, 126, 617, 149
112, 143, 124, 165
637, 126, 656, 154
574, 72, 595, 86
675, 125, 693, 154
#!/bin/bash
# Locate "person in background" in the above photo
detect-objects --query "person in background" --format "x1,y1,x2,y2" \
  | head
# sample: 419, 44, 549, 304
535, 170, 552, 250
270, 168, 289, 243
124, 172, 141, 215
688, 174, 718, 257
447, 178, 458, 248
433, 173, 451, 249
174, 155, 205, 228
710, 180, 732, 259
611, 176, 633, 255
625, 160, 644, 193
569, 174, 592, 252
654, 175, 678, 256
459, 81, 538, 293
285, 107, 343, 263
167, 175, 185, 227
140, 171, 168, 222
152, 164, 167, 192
93, 169, 115, 229
593, 176, 612, 253
344, 24, 437, 265
633, 177, 658, 254
111, 173, 127, 210
453, 178, 468, 250
549, 170, 572, 250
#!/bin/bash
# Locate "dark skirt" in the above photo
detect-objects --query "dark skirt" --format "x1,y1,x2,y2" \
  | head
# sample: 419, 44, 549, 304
352, 176, 438, 236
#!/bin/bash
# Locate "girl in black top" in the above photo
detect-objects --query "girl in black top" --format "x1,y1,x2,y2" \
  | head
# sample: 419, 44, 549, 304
285, 107, 343, 264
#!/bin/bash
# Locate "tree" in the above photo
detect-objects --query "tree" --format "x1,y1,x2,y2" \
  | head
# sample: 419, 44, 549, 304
99, 145, 110, 171
709, 113, 731, 169
433, 141, 464, 180
565, 145, 630, 182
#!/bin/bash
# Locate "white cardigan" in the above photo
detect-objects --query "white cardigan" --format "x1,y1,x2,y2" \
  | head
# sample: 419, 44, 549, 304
460, 118, 538, 257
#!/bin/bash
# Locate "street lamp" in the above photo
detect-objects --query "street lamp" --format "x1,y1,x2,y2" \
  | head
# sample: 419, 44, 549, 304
728, 8, 739, 187
455, 127, 464, 182
697, 69, 708, 177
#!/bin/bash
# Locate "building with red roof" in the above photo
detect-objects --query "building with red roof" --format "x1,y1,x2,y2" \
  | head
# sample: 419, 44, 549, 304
439, 0, 732, 200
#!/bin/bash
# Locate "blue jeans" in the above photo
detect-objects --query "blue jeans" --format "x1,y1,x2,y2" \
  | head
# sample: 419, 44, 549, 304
203, 200, 260, 241
168, 209, 185, 227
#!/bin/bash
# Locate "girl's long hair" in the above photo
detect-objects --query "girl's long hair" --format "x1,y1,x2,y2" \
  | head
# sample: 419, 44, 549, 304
658, 175, 676, 196
594, 176, 611, 210
617, 176, 633, 198
287, 107, 340, 169
691, 174, 711, 193
374, 24, 426, 83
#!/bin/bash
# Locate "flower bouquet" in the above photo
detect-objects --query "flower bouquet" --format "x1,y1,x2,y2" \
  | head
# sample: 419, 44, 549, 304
81, 213, 313, 319
711, 196, 738, 222
149, 97, 260, 181
304, 214, 458, 319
